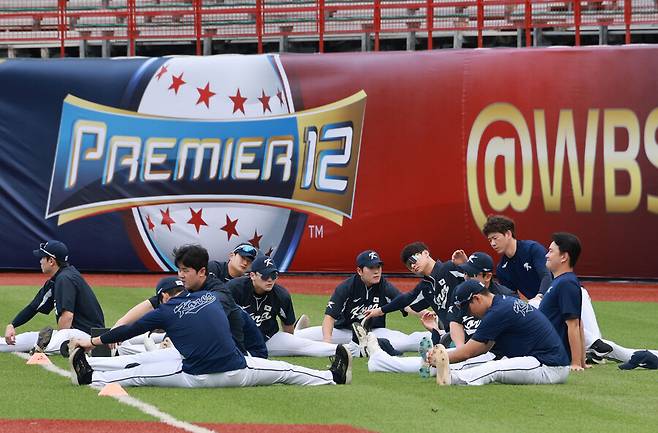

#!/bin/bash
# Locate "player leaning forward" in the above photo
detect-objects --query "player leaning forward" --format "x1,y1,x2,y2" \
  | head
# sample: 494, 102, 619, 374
69, 276, 352, 388
2, 240, 105, 354
428, 280, 571, 386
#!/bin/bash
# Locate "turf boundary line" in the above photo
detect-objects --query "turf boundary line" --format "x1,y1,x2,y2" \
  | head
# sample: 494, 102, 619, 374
12, 352, 218, 433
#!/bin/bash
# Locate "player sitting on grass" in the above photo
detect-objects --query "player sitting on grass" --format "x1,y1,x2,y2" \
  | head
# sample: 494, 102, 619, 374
68, 278, 352, 388
294, 249, 428, 356
207, 243, 257, 282
2, 240, 105, 355
427, 280, 570, 386
226, 254, 339, 357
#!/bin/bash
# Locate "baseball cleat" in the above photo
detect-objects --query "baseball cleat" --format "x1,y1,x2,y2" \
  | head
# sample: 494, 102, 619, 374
159, 337, 174, 350
586, 351, 606, 365
60, 340, 71, 358
360, 317, 373, 332
365, 333, 381, 356
352, 321, 369, 357
294, 314, 310, 332
429, 344, 451, 386
329, 344, 353, 385
418, 336, 433, 378
69, 346, 93, 386
31, 326, 54, 354
589, 339, 613, 358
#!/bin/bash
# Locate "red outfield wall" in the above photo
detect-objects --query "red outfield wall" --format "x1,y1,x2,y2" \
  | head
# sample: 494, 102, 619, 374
281, 47, 658, 278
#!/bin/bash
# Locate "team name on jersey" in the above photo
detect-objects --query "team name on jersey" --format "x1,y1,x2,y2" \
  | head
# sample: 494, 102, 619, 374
432, 278, 450, 310
513, 299, 533, 317
349, 303, 378, 320
173, 293, 216, 318
250, 312, 272, 326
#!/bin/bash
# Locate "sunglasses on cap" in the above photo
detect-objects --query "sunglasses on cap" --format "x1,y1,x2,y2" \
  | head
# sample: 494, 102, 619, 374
233, 244, 257, 254
406, 253, 422, 267
39, 243, 56, 259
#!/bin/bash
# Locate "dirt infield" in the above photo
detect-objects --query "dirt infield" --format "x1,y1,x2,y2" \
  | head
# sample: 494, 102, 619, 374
0, 420, 375, 433
1, 272, 658, 302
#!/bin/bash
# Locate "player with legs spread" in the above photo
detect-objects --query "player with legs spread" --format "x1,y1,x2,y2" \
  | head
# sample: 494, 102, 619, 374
477, 216, 657, 364
2, 240, 104, 355
295, 250, 429, 355
86, 276, 267, 372
207, 243, 257, 282
427, 280, 570, 386
363, 242, 464, 343
69, 282, 352, 388
111, 245, 264, 357
365, 252, 511, 376
227, 255, 338, 357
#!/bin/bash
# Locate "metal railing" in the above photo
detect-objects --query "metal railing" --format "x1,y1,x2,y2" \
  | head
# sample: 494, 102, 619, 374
1, 0, 656, 55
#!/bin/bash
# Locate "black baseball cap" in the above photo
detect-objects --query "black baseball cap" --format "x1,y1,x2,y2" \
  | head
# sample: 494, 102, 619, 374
453, 280, 487, 311
619, 350, 658, 370
251, 254, 279, 279
232, 243, 258, 260
155, 277, 185, 305
459, 252, 494, 277
356, 250, 384, 268
33, 240, 69, 262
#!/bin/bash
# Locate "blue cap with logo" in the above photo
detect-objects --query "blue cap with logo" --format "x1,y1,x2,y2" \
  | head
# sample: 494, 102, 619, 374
155, 276, 185, 305
459, 252, 494, 277
251, 254, 279, 279
619, 350, 658, 370
232, 243, 258, 260
356, 250, 384, 268
453, 280, 487, 310
33, 240, 69, 262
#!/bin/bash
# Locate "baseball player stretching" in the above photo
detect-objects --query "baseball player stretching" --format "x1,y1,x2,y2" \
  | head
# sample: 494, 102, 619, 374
364, 242, 464, 338
2, 241, 104, 355
227, 255, 339, 357
476, 215, 658, 364
207, 243, 257, 282
426, 280, 571, 386
294, 250, 429, 355
69, 283, 352, 388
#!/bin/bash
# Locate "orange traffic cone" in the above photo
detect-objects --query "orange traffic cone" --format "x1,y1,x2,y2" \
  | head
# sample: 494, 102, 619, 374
98, 383, 128, 396
26, 352, 52, 365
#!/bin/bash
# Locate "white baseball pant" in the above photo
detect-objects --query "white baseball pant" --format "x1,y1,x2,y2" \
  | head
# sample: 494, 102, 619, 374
367, 349, 494, 374
266, 331, 337, 357
88, 347, 180, 371
91, 355, 336, 388
294, 326, 430, 353
0, 328, 89, 354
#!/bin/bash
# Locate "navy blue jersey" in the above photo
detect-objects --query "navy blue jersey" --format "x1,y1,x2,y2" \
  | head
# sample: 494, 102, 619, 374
382, 261, 464, 327
226, 276, 296, 340
496, 240, 552, 299
207, 260, 234, 282
239, 309, 268, 358
11, 265, 104, 334
101, 290, 246, 375
539, 272, 582, 360
472, 295, 569, 366
448, 281, 517, 341
325, 275, 402, 330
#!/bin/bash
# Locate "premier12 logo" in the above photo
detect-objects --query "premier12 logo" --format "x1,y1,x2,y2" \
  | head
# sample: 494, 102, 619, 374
46, 91, 367, 227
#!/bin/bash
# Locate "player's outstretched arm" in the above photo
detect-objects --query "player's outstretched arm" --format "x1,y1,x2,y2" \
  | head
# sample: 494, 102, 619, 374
566, 318, 585, 371
449, 322, 466, 347
321, 315, 336, 343
57, 311, 74, 329
113, 300, 155, 328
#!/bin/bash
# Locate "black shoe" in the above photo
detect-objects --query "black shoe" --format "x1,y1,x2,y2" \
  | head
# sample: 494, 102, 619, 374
329, 345, 352, 385
60, 340, 71, 358
586, 351, 606, 365
589, 339, 613, 357
69, 347, 93, 385
31, 326, 54, 354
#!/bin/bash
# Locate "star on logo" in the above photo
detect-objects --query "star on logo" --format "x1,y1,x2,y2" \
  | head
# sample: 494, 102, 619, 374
196, 82, 216, 108
160, 207, 175, 231
220, 214, 239, 240
524, 262, 532, 271
145, 215, 155, 231
248, 230, 263, 248
229, 88, 247, 114
169, 73, 186, 94
369, 252, 378, 260
155, 65, 168, 81
258, 89, 271, 113
186, 207, 208, 234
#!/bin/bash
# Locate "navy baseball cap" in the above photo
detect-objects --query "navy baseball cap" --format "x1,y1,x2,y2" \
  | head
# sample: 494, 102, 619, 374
619, 350, 658, 370
251, 255, 279, 279
232, 243, 258, 260
453, 280, 487, 310
155, 277, 185, 305
356, 250, 384, 268
33, 240, 69, 262
459, 252, 494, 277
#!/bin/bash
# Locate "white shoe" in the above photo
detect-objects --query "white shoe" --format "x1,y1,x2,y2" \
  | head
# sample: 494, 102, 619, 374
429, 344, 451, 386
351, 322, 368, 357
294, 314, 310, 332
365, 333, 381, 355
143, 334, 158, 352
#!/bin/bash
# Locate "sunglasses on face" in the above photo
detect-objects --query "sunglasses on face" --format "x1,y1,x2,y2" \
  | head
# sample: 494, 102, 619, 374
257, 271, 278, 281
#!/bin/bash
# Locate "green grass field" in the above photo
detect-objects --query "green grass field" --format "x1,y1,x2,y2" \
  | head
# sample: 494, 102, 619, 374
1, 285, 657, 433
